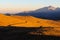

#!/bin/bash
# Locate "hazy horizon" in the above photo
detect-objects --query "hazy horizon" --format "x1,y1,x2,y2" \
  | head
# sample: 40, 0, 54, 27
0, 0, 60, 13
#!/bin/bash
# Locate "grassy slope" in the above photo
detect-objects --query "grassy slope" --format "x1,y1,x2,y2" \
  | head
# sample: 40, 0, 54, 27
0, 14, 60, 27
11, 16, 60, 27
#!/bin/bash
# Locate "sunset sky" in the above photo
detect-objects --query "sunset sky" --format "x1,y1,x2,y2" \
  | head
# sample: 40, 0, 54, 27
0, 0, 60, 13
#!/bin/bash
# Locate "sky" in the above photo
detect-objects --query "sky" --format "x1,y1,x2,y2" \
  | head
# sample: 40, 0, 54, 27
0, 0, 60, 13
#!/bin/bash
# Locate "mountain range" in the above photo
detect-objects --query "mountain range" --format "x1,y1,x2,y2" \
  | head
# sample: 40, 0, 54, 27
11, 6, 60, 20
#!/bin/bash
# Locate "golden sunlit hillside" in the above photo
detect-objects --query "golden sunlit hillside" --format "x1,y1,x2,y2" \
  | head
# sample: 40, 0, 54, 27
11, 15, 60, 27
0, 13, 60, 36
0, 14, 25, 26
0, 14, 60, 27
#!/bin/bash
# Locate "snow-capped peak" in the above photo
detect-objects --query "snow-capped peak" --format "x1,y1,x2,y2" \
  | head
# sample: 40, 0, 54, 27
48, 6, 57, 10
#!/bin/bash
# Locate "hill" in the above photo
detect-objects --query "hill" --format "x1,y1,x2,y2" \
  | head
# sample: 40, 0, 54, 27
0, 14, 25, 26
11, 16, 60, 27
0, 14, 60, 27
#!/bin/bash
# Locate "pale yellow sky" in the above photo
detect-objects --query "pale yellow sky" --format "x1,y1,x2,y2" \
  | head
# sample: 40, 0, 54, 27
0, 0, 60, 13
0, 4, 47, 13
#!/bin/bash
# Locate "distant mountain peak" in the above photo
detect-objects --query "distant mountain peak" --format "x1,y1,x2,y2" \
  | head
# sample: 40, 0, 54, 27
48, 6, 57, 10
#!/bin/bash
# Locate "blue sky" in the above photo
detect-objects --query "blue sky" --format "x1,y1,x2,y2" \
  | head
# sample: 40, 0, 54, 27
0, 0, 60, 13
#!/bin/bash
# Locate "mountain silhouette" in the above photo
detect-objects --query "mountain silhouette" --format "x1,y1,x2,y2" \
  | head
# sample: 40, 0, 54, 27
14, 6, 60, 20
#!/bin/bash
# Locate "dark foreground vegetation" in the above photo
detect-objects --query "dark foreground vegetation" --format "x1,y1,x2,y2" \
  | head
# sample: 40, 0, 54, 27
0, 26, 60, 40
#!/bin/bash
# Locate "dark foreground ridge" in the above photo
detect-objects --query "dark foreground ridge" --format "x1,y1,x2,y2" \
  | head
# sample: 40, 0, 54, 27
0, 26, 60, 40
